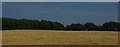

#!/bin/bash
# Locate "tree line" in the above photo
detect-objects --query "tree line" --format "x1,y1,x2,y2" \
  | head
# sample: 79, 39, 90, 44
2, 18, 120, 31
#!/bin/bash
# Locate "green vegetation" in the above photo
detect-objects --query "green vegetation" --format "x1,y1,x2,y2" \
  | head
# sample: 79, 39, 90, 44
2, 18, 120, 31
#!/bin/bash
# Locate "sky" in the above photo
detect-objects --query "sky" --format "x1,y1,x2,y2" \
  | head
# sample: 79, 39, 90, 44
3, 2, 118, 25
0, 2, 1, 17
2, 0, 120, 2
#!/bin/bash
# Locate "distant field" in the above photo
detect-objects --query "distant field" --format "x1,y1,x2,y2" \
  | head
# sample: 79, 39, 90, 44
2, 30, 118, 45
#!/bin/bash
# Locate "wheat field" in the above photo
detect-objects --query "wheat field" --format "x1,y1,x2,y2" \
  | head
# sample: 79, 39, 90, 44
2, 30, 118, 45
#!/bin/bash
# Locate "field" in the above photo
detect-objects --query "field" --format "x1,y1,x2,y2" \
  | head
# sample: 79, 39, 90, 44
2, 30, 118, 45
0, 30, 2, 46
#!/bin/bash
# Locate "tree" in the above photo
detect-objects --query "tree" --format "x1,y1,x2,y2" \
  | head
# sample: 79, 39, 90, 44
2, 18, 18, 30
51, 22, 64, 30
0, 18, 2, 30
84, 23, 97, 30
2, 18, 120, 31
30, 20, 41, 29
95, 25, 104, 31
39, 20, 52, 30
66, 23, 84, 30
38, 20, 64, 30
2, 18, 65, 30
103, 22, 119, 31
118, 22, 120, 31
16, 19, 34, 29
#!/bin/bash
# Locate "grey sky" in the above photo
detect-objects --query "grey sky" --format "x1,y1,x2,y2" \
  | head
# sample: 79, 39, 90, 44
0, 1, 1, 17
3, 2, 118, 25
2, 0, 120, 2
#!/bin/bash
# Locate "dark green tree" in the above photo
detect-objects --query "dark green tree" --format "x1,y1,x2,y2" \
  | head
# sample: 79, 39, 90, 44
103, 22, 119, 31
51, 22, 64, 30
2, 18, 18, 30
84, 23, 97, 30
2, 18, 120, 31
95, 25, 104, 31
66, 23, 84, 30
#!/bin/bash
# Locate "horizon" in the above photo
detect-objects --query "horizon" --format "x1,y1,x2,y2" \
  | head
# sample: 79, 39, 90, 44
2, 17, 119, 26
3, 2, 118, 25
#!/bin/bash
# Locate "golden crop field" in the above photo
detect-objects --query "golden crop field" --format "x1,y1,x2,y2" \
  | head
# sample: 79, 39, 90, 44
2, 30, 118, 45
0, 30, 2, 46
